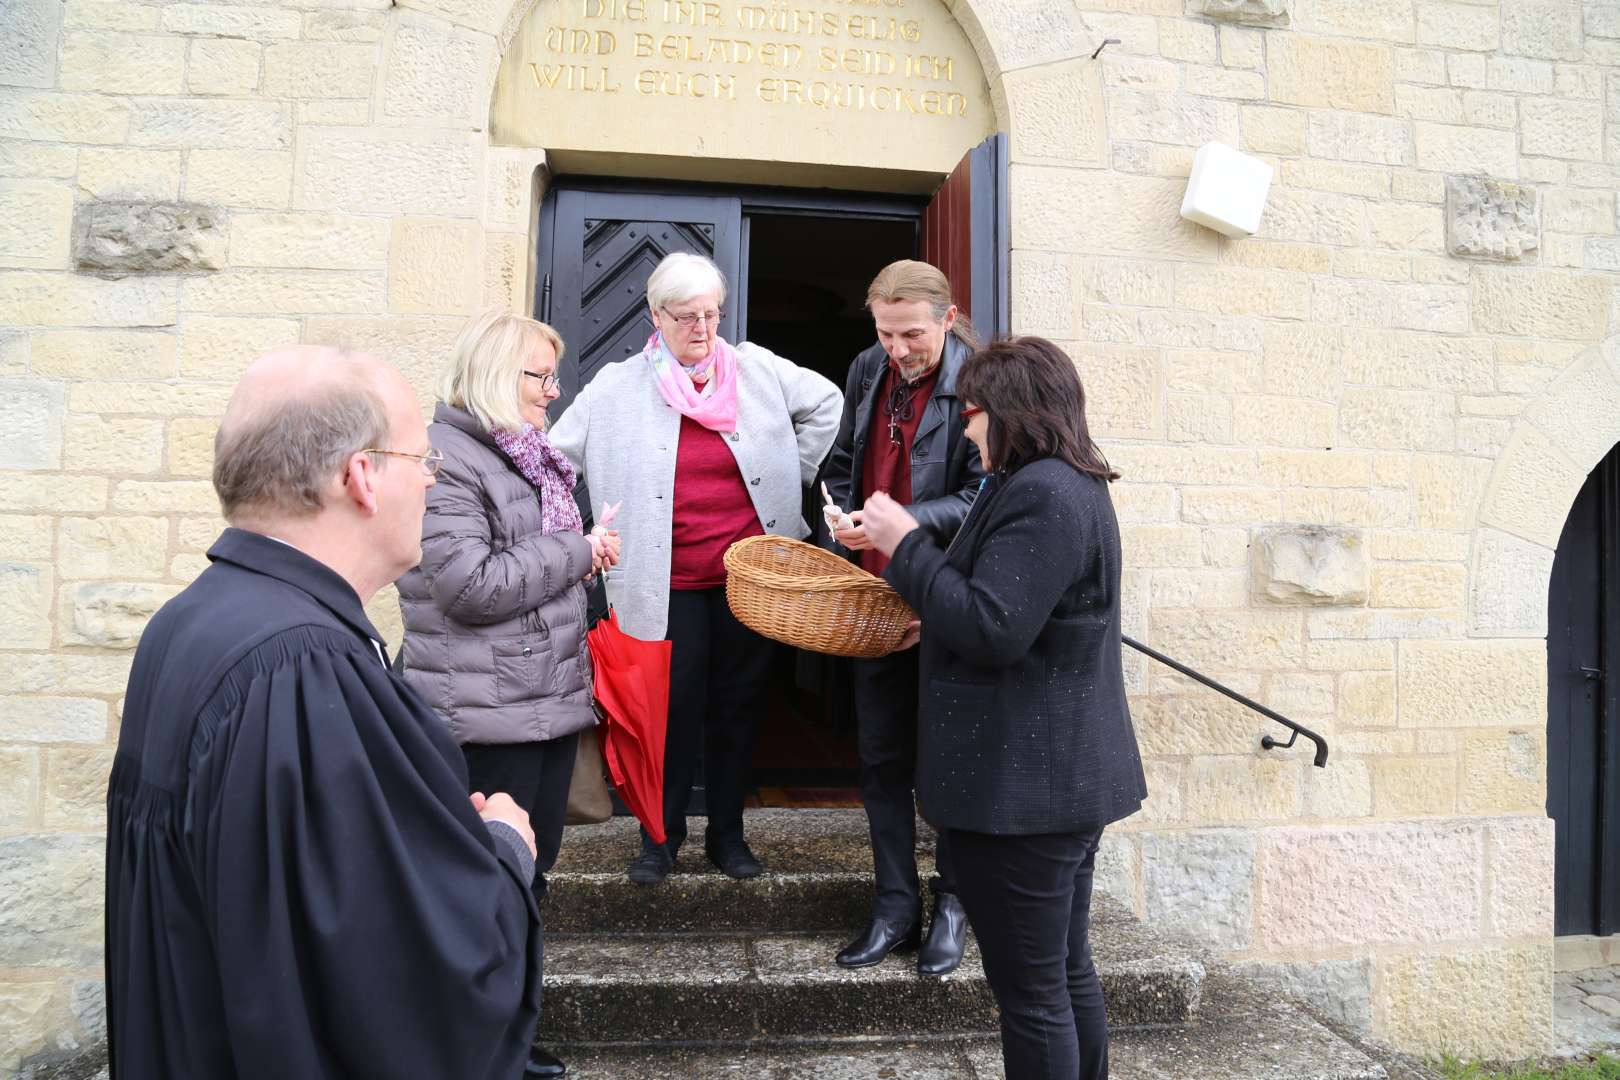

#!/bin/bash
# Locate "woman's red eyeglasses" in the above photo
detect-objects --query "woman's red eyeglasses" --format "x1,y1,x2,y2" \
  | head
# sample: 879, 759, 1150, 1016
960, 405, 983, 420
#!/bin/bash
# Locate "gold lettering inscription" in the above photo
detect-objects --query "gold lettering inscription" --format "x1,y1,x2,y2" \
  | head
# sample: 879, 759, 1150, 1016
636, 68, 739, 98
816, 47, 952, 81
845, 15, 920, 42
544, 26, 619, 54
633, 32, 802, 67
528, 62, 622, 92
661, 0, 724, 24
517, 0, 977, 121
736, 5, 840, 35
581, 0, 647, 19
757, 76, 964, 115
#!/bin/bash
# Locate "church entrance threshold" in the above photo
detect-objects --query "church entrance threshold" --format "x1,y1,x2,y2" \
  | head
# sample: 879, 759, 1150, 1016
538, 138, 1008, 806
538, 179, 921, 801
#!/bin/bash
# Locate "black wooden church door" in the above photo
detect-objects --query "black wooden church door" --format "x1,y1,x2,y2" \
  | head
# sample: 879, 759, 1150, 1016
535, 132, 1010, 404
538, 189, 742, 418
1548, 440, 1620, 937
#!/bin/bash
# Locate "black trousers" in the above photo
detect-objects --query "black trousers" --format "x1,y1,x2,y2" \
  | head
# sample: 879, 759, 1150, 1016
852, 648, 955, 921
946, 826, 1109, 1080
654, 587, 775, 854
462, 731, 579, 901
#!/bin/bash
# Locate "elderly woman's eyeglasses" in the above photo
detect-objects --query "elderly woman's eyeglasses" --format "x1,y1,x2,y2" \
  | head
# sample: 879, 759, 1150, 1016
363, 447, 446, 476
523, 369, 560, 393
661, 306, 723, 328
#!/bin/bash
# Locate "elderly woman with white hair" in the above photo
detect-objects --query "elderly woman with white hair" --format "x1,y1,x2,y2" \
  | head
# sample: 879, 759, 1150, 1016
397, 309, 619, 1079
550, 251, 841, 886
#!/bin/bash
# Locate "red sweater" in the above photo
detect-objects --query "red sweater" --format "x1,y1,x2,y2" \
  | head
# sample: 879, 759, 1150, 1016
859, 362, 939, 575
669, 415, 764, 590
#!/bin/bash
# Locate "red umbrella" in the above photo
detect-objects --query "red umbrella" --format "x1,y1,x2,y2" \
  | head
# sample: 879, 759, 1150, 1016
586, 609, 671, 846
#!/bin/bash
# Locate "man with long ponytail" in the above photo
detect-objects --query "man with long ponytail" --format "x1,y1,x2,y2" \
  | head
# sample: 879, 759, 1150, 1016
819, 260, 985, 976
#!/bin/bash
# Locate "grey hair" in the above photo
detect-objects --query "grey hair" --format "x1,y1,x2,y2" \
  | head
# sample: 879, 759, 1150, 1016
213, 371, 391, 521
646, 252, 727, 314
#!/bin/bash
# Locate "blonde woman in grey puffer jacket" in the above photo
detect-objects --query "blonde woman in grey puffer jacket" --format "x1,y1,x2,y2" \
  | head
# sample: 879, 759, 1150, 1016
397, 310, 618, 1079
397, 311, 619, 887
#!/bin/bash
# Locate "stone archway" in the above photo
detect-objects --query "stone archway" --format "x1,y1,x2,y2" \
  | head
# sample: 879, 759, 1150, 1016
380, 0, 1098, 299
1471, 337, 1620, 638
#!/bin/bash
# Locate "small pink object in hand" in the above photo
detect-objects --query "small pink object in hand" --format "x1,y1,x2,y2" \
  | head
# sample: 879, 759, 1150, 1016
592, 500, 622, 537
589, 500, 623, 576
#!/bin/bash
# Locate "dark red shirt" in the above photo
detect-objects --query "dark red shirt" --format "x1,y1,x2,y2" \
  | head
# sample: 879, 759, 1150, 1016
669, 415, 764, 590
859, 361, 940, 575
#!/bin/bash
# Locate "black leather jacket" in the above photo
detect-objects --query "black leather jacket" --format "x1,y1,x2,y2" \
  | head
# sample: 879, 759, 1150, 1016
818, 332, 985, 555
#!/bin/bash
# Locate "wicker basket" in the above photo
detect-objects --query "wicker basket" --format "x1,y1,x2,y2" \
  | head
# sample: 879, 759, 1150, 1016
723, 534, 916, 659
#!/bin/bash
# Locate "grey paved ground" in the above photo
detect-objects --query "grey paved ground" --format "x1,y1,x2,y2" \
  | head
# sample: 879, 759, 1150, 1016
1554, 965, 1620, 1058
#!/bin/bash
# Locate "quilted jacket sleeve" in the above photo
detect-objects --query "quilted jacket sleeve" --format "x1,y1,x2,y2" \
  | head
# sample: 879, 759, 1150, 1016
417, 439, 593, 627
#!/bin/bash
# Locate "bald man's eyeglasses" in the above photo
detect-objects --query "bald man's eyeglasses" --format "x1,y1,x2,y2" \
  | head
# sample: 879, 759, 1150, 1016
363, 447, 445, 476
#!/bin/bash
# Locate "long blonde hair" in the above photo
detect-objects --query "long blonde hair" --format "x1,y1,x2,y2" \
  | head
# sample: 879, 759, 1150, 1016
439, 309, 565, 433
865, 260, 979, 348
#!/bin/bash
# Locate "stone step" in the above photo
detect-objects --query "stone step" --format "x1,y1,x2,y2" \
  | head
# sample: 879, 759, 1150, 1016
546, 810, 933, 935
543, 813, 1382, 1077
549, 974, 1387, 1079
547, 810, 1033, 934
548, 1037, 996, 1079
538, 923, 1205, 1044
551, 809, 894, 876
544, 868, 871, 934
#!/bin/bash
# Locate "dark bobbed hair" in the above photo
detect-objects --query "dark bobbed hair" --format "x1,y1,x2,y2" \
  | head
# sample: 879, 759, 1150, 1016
955, 335, 1120, 482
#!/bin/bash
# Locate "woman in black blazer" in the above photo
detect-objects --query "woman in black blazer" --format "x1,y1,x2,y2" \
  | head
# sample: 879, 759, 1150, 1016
862, 335, 1148, 1080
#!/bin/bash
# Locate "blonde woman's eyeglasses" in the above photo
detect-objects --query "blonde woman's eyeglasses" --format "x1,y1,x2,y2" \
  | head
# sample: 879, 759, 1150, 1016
363, 447, 445, 476
523, 370, 560, 393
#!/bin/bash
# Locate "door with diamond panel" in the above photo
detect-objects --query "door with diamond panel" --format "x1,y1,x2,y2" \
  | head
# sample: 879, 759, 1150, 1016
538, 188, 742, 414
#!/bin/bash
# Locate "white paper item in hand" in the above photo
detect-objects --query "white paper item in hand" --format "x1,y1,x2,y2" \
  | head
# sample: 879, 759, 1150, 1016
820, 481, 854, 533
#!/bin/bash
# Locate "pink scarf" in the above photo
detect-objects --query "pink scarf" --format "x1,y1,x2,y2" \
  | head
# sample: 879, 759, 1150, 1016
643, 331, 739, 433
491, 424, 583, 537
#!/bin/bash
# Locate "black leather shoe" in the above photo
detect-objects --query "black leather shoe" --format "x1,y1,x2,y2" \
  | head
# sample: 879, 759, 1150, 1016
626, 844, 672, 886
918, 892, 968, 976
524, 1045, 566, 1077
835, 916, 922, 968
705, 840, 763, 880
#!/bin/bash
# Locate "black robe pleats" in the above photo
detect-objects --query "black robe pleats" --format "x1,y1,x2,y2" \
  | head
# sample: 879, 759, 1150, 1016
107, 528, 541, 1080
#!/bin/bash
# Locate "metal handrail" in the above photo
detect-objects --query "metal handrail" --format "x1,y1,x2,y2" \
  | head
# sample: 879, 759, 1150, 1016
1123, 635, 1330, 768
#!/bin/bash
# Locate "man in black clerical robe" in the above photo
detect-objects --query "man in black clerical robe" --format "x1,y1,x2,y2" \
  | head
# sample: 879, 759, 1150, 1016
106, 346, 542, 1080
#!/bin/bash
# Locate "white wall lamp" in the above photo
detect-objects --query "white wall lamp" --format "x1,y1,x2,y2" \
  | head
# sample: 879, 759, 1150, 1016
1179, 141, 1274, 239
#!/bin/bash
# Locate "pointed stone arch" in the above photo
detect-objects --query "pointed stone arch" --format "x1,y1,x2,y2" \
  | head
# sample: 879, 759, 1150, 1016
384, 0, 1110, 180
1470, 336, 1620, 638
367, 0, 1106, 338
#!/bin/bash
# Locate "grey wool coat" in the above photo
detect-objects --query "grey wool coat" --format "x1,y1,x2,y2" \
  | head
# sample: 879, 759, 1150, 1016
548, 341, 842, 641
396, 402, 598, 746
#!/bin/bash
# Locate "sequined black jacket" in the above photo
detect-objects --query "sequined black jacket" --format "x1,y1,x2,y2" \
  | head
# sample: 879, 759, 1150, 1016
883, 458, 1148, 835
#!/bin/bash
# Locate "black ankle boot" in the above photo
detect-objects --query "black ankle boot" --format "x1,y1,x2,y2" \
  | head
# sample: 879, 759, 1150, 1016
834, 913, 922, 968
918, 892, 967, 976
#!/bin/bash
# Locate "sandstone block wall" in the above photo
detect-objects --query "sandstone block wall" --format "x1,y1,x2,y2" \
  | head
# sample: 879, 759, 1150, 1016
2, 0, 1618, 1066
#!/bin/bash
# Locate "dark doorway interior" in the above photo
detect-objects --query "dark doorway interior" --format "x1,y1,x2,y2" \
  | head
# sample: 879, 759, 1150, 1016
742, 213, 916, 385
742, 212, 918, 800
536, 145, 1010, 810
1548, 440, 1620, 937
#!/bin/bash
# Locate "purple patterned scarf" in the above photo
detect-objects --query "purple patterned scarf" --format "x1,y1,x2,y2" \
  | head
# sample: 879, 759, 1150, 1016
491, 424, 583, 536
